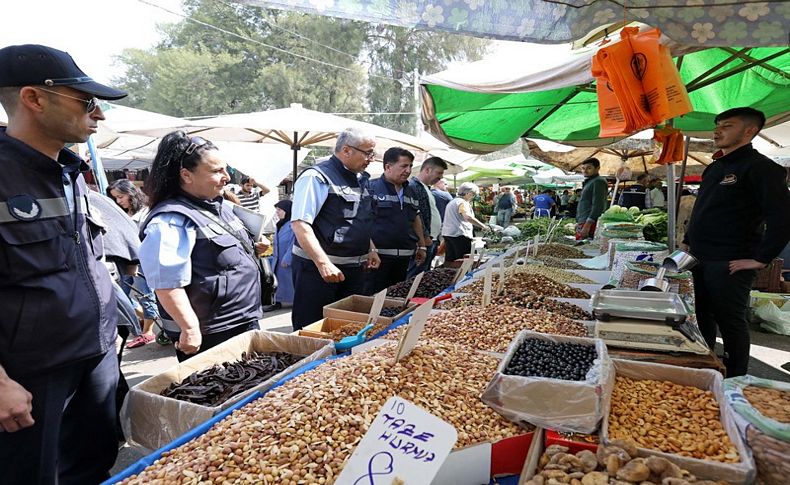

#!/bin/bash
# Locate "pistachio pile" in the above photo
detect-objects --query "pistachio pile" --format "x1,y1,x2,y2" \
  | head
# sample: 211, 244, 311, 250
384, 305, 587, 353
120, 342, 525, 484
608, 376, 740, 463
327, 321, 390, 342
526, 440, 724, 485
536, 243, 589, 259
517, 265, 595, 284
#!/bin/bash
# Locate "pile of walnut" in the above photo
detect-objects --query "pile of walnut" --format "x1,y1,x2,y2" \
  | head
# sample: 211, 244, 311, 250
526, 440, 728, 485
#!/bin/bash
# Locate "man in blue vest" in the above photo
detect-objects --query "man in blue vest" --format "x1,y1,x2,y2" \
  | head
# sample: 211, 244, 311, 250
532, 189, 556, 218
618, 173, 651, 210
368, 147, 429, 293
0, 44, 126, 484
495, 186, 517, 226
290, 128, 381, 329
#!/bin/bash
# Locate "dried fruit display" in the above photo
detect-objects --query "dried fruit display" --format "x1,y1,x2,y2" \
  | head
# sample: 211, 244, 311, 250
608, 376, 740, 463
743, 386, 790, 424
160, 352, 303, 406
386, 267, 457, 298
384, 305, 587, 353
120, 342, 526, 484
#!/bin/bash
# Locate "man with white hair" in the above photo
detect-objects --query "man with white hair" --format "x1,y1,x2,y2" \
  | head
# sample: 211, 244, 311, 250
290, 128, 381, 329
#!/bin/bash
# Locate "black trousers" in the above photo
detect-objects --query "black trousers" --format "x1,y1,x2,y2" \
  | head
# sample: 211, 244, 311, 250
691, 261, 756, 377
291, 255, 367, 330
406, 240, 439, 279
0, 349, 119, 485
444, 235, 472, 263
165, 320, 260, 363
368, 255, 410, 294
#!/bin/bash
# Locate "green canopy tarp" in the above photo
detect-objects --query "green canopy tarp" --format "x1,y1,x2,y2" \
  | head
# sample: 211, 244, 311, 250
422, 44, 790, 151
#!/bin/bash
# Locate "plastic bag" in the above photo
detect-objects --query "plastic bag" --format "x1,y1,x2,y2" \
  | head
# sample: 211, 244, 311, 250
754, 299, 790, 336
482, 330, 612, 434
502, 225, 521, 238
654, 126, 687, 165
593, 27, 692, 137
610, 240, 668, 281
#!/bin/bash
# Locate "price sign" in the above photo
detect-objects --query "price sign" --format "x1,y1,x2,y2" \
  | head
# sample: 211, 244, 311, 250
367, 289, 389, 326
393, 298, 434, 363
482, 264, 493, 307
497, 257, 507, 294
403, 272, 424, 303
334, 396, 458, 485
475, 247, 486, 269
533, 235, 540, 256
452, 256, 474, 285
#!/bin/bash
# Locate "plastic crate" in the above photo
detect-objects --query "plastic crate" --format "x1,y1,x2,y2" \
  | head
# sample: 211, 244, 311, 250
753, 258, 783, 293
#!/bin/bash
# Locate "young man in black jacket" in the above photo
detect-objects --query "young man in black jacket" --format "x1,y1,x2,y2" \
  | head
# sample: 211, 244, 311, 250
682, 107, 790, 377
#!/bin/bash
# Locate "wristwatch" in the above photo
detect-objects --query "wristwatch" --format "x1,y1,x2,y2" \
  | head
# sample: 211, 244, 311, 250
369, 248, 379, 253
417, 247, 427, 251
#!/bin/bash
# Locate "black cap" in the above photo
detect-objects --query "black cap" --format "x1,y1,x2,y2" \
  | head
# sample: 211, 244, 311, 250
0, 44, 127, 100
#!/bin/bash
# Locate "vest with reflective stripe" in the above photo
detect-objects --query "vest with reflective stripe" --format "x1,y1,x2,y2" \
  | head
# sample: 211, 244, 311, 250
0, 129, 116, 377
141, 197, 262, 334
370, 176, 419, 251
295, 155, 376, 260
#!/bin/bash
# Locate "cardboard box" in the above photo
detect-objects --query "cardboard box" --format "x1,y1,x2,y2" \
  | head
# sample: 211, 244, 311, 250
600, 359, 755, 484
544, 429, 599, 454
482, 330, 612, 434
322, 294, 415, 325
435, 431, 535, 484
121, 330, 334, 451
297, 317, 373, 340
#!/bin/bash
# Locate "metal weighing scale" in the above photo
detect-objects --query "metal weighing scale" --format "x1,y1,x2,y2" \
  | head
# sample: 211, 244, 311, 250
592, 250, 710, 354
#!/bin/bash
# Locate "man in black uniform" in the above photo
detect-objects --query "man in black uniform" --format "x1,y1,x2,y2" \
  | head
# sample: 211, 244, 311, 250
682, 107, 790, 377
0, 44, 127, 484
618, 173, 651, 210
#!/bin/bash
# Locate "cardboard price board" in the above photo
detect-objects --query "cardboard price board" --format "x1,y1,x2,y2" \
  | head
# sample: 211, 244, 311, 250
403, 272, 424, 303
367, 289, 389, 326
394, 298, 434, 363
453, 256, 474, 285
334, 396, 458, 485
497, 257, 507, 294
482, 264, 493, 307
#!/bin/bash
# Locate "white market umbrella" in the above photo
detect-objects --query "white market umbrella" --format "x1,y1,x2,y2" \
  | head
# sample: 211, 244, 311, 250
145, 103, 445, 185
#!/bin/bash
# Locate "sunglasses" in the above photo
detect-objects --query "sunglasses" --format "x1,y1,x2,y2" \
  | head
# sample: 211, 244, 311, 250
347, 145, 375, 159
184, 136, 209, 156
36, 87, 99, 114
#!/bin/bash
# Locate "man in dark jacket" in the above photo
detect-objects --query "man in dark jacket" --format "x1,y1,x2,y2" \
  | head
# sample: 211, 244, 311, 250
575, 158, 608, 239
0, 44, 127, 484
683, 107, 790, 377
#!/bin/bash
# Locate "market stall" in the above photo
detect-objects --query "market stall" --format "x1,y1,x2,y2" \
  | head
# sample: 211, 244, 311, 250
110, 223, 790, 483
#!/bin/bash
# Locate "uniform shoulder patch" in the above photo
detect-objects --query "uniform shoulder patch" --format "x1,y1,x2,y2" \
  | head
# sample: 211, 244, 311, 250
7, 194, 42, 221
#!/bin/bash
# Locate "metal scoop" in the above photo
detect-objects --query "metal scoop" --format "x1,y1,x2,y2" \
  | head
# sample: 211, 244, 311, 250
640, 267, 671, 292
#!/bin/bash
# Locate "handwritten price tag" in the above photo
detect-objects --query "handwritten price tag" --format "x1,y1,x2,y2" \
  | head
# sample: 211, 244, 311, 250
453, 256, 474, 285
393, 298, 433, 363
403, 272, 424, 303
366, 288, 388, 326
334, 396, 458, 485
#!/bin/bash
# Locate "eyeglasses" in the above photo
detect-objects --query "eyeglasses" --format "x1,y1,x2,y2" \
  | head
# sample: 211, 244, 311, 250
36, 87, 99, 114
347, 145, 375, 159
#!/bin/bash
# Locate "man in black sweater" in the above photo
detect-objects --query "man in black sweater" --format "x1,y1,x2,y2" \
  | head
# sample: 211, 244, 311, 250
683, 107, 790, 377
